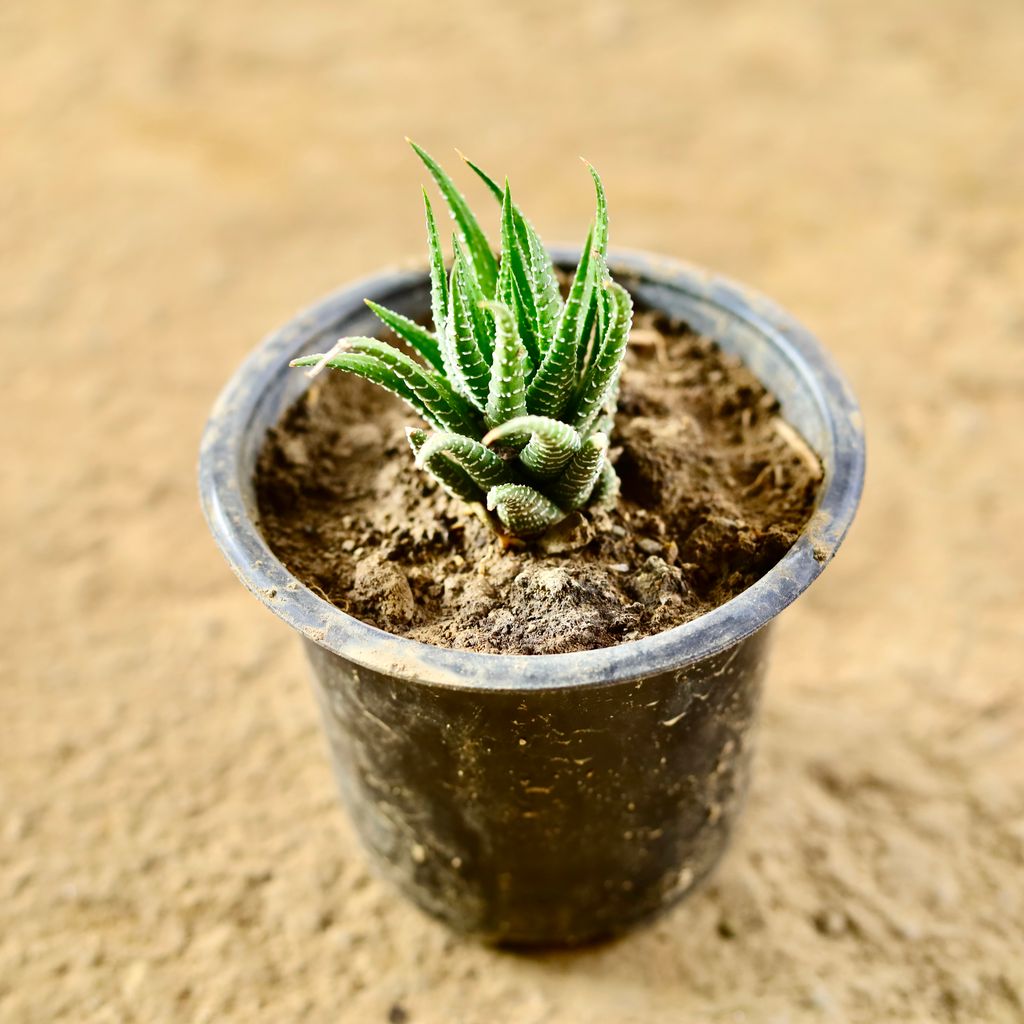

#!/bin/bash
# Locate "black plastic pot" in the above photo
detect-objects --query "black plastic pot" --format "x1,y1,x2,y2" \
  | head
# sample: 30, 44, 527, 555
199, 249, 865, 946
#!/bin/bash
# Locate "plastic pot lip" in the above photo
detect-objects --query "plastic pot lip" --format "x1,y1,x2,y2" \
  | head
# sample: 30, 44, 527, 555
199, 247, 865, 693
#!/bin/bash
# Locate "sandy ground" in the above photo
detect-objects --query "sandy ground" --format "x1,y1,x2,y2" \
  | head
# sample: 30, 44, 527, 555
3, 1, 1023, 1021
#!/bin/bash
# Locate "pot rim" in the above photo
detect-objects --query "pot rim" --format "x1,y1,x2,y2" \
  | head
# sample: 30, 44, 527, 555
199, 247, 865, 691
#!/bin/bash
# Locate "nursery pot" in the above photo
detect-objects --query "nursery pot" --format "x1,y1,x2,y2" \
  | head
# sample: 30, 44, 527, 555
199, 249, 865, 946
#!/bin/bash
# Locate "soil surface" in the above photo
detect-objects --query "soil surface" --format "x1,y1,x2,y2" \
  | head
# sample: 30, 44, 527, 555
257, 311, 820, 653
4, 2, 1024, 1023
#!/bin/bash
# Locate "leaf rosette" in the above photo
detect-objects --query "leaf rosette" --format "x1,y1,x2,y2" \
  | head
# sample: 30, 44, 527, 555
292, 143, 633, 538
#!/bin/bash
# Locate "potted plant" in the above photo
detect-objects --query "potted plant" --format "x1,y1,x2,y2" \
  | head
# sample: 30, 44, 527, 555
199, 142, 864, 946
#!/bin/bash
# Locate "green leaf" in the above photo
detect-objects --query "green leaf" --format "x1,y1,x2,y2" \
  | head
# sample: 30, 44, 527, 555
486, 484, 565, 537
422, 191, 448, 341
498, 181, 541, 368
443, 244, 492, 410
292, 338, 479, 435
482, 301, 528, 428
416, 431, 510, 490
550, 432, 608, 510
365, 299, 443, 371
576, 282, 610, 380
576, 165, 610, 373
409, 140, 498, 296
406, 428, 484, 504
525, 216, 562, 341
510, 273, 540, 374
459, 151, 503, 200
584, 161, 609, 258
292, 348, 427, 420
572, 281, 633, 433
483, 414, 581, 479
406, 426, 429, 455
529, 224, 595, 415
341, 339, 480, 435
591, 458, 621, 509
452, 236, 492, 362
462, 152, 561, 339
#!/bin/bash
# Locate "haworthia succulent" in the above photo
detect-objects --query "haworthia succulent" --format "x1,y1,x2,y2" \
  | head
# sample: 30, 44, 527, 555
291, 146, 634, 539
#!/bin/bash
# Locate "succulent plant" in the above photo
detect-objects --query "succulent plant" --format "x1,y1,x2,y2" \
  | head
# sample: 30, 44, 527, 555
291, 141, 633, 539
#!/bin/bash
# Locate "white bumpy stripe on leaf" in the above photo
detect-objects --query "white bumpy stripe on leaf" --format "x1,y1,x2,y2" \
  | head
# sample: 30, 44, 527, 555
293, 338, 480, 436
444, 245, 492, 409
415, 432, 511, 490
421, 191, 450, 343
571, 282, 633, 433
405, 427, 484, 503
529, 224, 596, 418
483, 415, 581, 479
549, 433, 609, 510
483, 301, 529, 428
486, 484, 564, 537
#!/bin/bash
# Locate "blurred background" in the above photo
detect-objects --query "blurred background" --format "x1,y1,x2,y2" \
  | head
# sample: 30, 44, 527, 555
3, 1, 1023, 1021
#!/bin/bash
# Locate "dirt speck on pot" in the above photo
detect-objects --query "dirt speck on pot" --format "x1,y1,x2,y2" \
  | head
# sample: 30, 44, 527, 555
256, 310, 821, 654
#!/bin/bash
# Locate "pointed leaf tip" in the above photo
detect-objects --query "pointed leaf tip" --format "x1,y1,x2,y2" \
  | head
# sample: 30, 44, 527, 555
410, 141, 498, 295
365, 299, 443, 371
